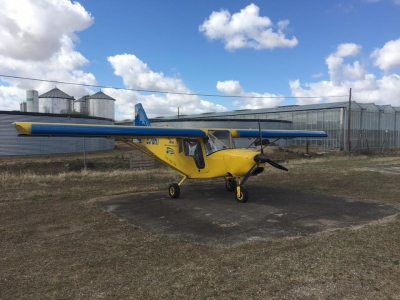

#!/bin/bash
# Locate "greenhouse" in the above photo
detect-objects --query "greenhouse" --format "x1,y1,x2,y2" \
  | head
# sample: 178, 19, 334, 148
151, 101, 400, 151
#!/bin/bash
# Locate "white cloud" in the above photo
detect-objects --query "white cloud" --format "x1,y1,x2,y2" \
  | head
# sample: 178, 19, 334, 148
289, 41, 400, 106
0, 85, 26, 111
107, 54, 228, 119
312, 72, 324, 78
0, 0, 93, 61
0, 0, 96, 111
216, 80, 243, 95
289, 79, 349, 105
334, 43, 362, 57
199, 3, 298, 50
217, 80, 284, 109
371, 38, 400, 72
233, 93, 284, 110
326, 43, 366, 85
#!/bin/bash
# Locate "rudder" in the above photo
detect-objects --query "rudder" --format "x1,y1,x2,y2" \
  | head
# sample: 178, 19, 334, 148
135, 103, 151, 126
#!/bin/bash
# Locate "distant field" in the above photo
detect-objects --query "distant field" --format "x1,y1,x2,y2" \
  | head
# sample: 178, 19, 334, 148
1, 147, 399, 299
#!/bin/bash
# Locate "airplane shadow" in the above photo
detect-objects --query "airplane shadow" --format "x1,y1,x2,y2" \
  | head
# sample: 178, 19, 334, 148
97, 184, 398, 247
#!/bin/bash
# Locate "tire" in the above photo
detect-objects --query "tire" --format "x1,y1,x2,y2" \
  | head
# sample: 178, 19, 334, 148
225, 178, 237, 192
168, 183, 180, 198
236, 186, 249, 203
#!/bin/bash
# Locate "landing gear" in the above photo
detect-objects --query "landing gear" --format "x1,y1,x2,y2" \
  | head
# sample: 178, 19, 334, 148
235, 185, 248, 203
168, 176, 187, 199
226, 178, 248, 202
225, 178, 237, 191
168, 183, 180, 198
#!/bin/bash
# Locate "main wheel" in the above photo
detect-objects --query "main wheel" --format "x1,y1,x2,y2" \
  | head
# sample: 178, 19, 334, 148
225, 178, 237, 191
236, 186, 249, 203
168, 183, 180, 198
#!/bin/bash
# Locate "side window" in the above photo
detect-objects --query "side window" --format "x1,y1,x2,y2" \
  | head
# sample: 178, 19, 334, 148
183, 139, 205, 169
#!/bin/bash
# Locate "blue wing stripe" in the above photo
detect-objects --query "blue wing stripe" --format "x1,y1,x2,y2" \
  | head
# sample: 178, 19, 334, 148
237, 129, 328, 138
29, 124, 207, 138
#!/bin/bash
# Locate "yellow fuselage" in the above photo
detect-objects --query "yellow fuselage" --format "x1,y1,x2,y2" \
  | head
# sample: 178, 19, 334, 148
142, 137, 265, 179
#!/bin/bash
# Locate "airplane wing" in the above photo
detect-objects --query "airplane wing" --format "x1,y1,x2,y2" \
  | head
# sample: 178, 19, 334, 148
14, 122, 327, 139
234, 129, 327, 138
13, 122, 207, 138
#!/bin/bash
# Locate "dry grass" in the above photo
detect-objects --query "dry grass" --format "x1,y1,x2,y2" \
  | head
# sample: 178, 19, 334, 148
1, 150, 400, 299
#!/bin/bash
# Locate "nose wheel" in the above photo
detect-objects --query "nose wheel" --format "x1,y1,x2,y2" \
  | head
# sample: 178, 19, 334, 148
235, 185, 249, 203
225, 178, 249, 202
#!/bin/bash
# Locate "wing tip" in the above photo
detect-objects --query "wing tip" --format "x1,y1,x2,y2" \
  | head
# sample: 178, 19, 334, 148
13, 122, 31, 135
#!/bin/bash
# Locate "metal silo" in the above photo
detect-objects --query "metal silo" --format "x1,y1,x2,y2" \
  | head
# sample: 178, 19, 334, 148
88, 91, 115, 120
20, 102, 27, 112
74, 95, 89, 114
38, 88, 74, 114
26, 90, 39, 112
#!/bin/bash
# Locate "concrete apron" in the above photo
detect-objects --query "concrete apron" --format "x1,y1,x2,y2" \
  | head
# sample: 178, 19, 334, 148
97, 184, 398, 247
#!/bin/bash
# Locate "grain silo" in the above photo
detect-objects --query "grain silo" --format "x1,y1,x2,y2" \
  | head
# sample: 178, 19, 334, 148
20, 102, 27, 112
88, 91, 115, 120
26, 90, 39, 112
38, 88, 74, 114
74, 95, 89, 115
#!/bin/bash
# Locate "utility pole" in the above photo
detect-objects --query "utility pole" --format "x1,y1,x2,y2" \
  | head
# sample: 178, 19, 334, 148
347, 88, 352, 153
178, 107, 180, 119
83, 137, 87, 170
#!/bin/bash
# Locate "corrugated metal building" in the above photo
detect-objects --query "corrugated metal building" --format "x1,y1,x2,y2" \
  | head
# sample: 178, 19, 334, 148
137, 101, 400, 151
0, 111, 114, 156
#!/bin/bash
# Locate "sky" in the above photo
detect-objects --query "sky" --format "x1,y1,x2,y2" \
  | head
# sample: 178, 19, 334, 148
0, 0, 400, 120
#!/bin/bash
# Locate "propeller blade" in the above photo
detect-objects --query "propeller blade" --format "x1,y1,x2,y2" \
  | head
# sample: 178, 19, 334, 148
254, 153, 289, 171
266, 160, 288, 172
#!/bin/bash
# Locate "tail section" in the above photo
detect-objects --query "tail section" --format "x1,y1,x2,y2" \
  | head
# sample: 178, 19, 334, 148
134, 103, 151, 126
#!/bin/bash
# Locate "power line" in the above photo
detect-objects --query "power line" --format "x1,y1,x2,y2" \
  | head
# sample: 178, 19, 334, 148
0, 74, 349, 99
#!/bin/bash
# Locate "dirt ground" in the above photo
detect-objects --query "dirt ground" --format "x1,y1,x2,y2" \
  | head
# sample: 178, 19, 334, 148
1, 144, 399, 299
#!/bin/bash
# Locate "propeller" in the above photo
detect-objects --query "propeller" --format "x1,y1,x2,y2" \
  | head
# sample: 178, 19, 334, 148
255, 119, 288, 171
238, 120, 288, 188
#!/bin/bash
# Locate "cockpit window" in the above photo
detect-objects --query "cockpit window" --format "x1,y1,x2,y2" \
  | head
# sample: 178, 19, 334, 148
204, 130, 234, 155
183, 139, 205, 169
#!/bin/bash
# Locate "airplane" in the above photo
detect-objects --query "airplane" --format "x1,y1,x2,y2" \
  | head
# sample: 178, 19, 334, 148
14, 103, 327, 203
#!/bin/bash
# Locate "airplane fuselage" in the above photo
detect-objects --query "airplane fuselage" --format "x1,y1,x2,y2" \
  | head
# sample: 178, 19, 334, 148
141, 136, 265, 179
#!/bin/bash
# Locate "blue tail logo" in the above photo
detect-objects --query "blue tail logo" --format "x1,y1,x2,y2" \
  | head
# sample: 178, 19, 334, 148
135, 103, 151, 126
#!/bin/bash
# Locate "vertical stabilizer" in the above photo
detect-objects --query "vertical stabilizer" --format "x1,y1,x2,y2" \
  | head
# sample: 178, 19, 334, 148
134, 103, 151, 126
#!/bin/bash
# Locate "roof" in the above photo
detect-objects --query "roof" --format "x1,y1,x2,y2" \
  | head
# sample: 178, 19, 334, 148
359, 103, 380, 111
39, 88, 74, 99
89, 91, 115, 101
163, 101, 360, 119
76, 95, 90, 102
377, 105, 396, 112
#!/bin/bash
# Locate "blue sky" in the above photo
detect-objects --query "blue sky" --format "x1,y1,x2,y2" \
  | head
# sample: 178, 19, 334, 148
0, 0, 399, 119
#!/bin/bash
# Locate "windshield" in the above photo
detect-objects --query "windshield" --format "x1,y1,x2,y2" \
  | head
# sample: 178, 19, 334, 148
204, 130, 234, 155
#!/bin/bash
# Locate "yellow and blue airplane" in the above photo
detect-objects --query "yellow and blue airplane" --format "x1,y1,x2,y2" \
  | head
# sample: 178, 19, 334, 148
14, 103, 327, 203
